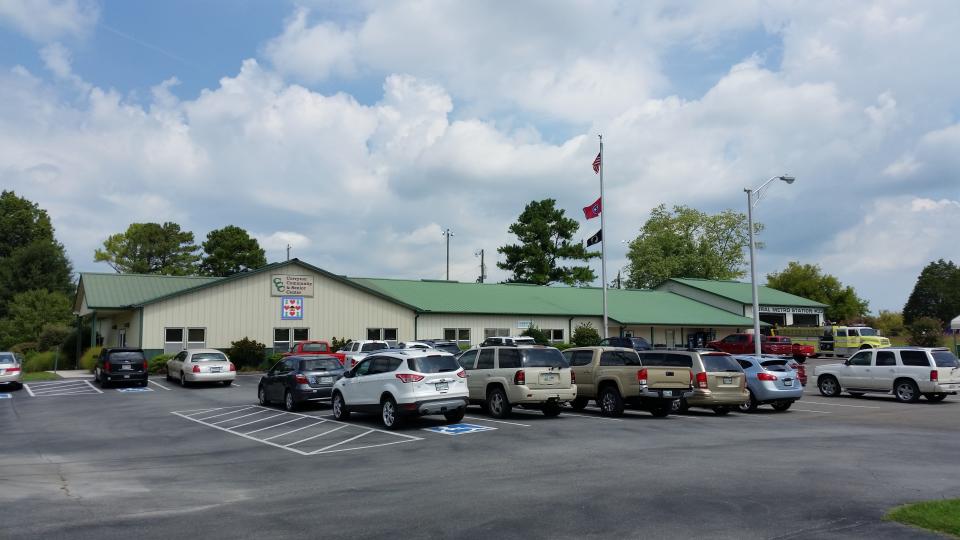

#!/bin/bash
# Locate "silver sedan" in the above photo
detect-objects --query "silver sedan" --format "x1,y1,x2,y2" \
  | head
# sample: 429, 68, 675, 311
0, 352, 23, 390
166, 349, 236, 387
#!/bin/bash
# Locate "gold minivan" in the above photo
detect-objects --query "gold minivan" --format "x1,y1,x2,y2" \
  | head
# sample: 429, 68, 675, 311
637, 350, 748, 415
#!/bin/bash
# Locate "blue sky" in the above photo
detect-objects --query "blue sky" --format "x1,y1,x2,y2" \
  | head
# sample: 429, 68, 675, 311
1, 0, 959, 314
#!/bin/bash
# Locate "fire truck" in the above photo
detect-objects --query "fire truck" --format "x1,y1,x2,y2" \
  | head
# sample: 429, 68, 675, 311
774, 325, 891, 358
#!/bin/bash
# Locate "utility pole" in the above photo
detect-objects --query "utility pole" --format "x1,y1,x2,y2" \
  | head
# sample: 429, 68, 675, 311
442, 228, 455, 280
286, 244, 291, 261
475, 249, 486, 283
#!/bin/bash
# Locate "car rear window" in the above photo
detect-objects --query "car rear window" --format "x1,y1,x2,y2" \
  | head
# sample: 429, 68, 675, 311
408, 355, 460, 373
361, 342, 388, 352
760, 360, 789, 372
932, 351, 959, 368
192, 352, 227, 362
301, 358, 341, 371
520, 349, 568, 368
639, 353, 694, 368
600, 350, 642, 366
109, 351, 145, 362
899, 350, 931, 367
736, 359, 752, 369
701, 354, 742, 372
0, 353, 17, 364
301, 343, 329, 353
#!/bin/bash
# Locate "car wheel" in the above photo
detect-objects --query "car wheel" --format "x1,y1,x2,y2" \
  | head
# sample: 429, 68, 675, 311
671, 398, 689, 413
924, 393, 947, 402
772, 400, 793, 412
542, 402, 562, 417
258, 385, 269, 406
650, 401, 672, 418
332, 392, 350, 420
848, 391, 864, 398
569, 397, 589, 411
738, 391, 758, 413
380, 397, 402, 429
712, 406, 730, 416
598, 386, 625, 417
221, 380, 232, 387
138, 380, 148, 388
817, 375, 841, 397
444, 408, 465, 423
180, 372, 189, 388
894, 379, 920, 403
486, 387, 512, 419
284, 391, 297, 412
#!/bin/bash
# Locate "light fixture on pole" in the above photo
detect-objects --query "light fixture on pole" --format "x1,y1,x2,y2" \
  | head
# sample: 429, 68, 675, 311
745, 175, 795, 358
442, 228, 455, 281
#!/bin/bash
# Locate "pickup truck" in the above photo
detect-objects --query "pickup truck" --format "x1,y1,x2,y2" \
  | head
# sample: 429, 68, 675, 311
708, 333, 794, 356
767, 336, 815, 363
562, 346, 693, 417
337, 340, 390, 367
283, 340, 347, 365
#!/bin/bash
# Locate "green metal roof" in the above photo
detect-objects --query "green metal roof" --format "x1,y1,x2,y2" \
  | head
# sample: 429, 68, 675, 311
79, 273, 222, 308
350, 278, 760, 327
667, 278, 827, 308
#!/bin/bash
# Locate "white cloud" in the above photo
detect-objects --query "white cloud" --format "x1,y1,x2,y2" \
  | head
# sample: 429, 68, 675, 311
0, 0, 98, 42
263, 7, 357, 83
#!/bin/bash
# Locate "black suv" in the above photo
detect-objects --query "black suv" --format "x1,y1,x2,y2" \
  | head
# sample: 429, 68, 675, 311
598, 336, 652, 351
94, 348, 148, 388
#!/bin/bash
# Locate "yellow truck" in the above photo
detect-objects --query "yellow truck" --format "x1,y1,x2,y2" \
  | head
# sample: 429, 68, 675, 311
775, 325, 891, 358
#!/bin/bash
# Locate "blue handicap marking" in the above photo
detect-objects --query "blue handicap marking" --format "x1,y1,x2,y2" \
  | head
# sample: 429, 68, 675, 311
0, 393, 11, 399
116, 387, 153, 393
422, 423, 497, 436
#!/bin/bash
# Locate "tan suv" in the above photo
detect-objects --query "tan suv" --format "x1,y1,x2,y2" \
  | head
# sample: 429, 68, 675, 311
637, 350, 748, 415
457, 345, 577, 418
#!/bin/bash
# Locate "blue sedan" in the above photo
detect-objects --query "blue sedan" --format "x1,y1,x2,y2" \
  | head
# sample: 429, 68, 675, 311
733, 355, 804, 412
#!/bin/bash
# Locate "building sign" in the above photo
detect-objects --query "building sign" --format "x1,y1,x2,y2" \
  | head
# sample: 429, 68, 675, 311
759, 306, 824, 314
271, 274, 314, 297
281, 297, 304, 320
516, 320, 532, 330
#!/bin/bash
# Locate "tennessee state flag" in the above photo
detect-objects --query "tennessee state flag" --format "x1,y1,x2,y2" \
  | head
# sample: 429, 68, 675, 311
582, 197, 602, 220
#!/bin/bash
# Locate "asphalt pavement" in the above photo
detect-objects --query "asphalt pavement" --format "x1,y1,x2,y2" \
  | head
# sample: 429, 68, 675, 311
1, 369, 957, 540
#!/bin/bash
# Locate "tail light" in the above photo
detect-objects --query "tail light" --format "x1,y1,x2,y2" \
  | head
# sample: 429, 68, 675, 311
695, 371, 708, 389
930, 370, 938, 382
7, 366, 20, 373
571, 370, 576, 384
142, 360, 148, 371
229, 362, 236, 372
396, 373, 424, 383
104, 362, 111, 373
757, 372, 778, 381
294, 374, 309, 385
514, 370, 525, 385
192, 364, 201, 373
457, 370, 467, 378
637, 368, 648, 386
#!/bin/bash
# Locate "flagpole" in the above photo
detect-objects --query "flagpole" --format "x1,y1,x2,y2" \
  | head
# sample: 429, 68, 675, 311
599, 134, 609, 339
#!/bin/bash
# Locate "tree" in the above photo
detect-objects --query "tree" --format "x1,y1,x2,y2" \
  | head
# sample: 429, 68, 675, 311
0, 190, 55, 258
903, 259, 960, 328
200, 225, 267, 276
571, 322, 601, 346
874, 310, 905, 337
0, 289, 74, 348
521, 325, 550, 345
228, 337, 266, 369
94, 222, 200, 275
625, 205, 758, 289
497, 199, 599, 286
907, 316, 944, 347
765, 262, 869, 323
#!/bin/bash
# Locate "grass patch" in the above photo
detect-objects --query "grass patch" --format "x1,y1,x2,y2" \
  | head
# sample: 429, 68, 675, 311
885, 499, 960, 537
22, 372, 62, 382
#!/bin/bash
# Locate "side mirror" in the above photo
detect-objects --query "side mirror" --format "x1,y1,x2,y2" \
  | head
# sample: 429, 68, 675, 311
342, 370, 354, 379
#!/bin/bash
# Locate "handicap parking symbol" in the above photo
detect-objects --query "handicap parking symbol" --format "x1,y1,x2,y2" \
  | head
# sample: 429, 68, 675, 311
422, 423, 497, 435
0, 393, 11, 399
116, 387, 153, 393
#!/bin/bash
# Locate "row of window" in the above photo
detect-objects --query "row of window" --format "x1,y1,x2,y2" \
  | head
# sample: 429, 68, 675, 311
446, 328, 564, 343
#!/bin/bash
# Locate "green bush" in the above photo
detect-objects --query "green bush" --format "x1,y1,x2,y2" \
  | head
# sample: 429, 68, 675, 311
149, 354, 171, 374
572, 322, 601, 346
38, 323, 71, 352
229, 337, 266, 369
553, 342, 572, 350
331, 337, 350, 351
258, 352, 284, 371
22, 351, 56, 372
10, 342, 39, 355
521, 325, 550, 345
908, 317, 944, 347
79, 346, 102, 372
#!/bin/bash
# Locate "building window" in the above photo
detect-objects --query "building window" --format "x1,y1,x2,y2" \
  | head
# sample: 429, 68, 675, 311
293, 328, 309, 342
187, 328, 206, 349
548, 329, 564, 342
484, 328, 510, 339
366, 328, 398, 341
164, 328, 184, 354
444, 328, 471, 344
274, 328, 309, 352
384, 328, 397, 341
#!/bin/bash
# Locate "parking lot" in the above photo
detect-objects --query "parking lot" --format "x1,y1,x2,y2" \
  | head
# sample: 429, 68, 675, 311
2, 362, 958, 540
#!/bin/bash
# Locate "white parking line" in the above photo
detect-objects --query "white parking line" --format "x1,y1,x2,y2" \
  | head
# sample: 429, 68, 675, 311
178, 405, 248, 416
212, 410, 270, 425
232, 413, 287, 429
243, 417, 302, 435
285, 424, 348, 447
84, 380, 104, 394
23, 384, 35, 397
799, 401, 882, 409
464, 416, 531, 427
149, 380, 172, 391
263, 421, 328, 441
310, 430, 372, 454
195, 407, 257, 421
23, 379, 103, 397
788, 408, 832, 414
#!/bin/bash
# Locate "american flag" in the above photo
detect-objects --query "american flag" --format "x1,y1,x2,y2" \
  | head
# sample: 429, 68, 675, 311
592, 152, 601, 174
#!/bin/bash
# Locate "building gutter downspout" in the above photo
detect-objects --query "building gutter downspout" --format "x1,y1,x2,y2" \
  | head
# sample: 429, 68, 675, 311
414, 313, 420, 340
568, 317, 574, 344
138, 307, 144, 348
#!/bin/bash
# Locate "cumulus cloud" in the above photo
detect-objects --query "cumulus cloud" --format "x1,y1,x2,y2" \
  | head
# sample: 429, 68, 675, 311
0, 0, 98, 42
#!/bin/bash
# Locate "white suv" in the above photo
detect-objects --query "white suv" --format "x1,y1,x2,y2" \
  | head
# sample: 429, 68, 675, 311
338, 340, 390, 367
815, 347, 960, 402
331, 350, 469, 429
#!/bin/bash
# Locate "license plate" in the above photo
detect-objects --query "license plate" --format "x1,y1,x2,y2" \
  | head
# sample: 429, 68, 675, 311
435, 382, 449, 392
784, 379, 793, 386
121, 364, 132, 371
662, 390, 673, 397
542, 373, 559, 383
210, 367, 222, 373
320, 376, 333, 384
123, 375, 130, 379
722, 377, 733, 384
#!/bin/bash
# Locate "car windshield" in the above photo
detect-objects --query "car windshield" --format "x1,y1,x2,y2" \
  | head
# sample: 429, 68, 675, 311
932, 351, 959, 368
192, 352, 227, 362
760, 360, 789, 372
701, 354, 742, 373
361, 342, 388, 352
109, 351, 145, 362
855, 328, 878, 336
0, 353, 17, 364
435, 344, 462, 355
301, 358, 341, 371
408, 355, 460, 373
301, 343, 329, 352
520, 349, 568, 368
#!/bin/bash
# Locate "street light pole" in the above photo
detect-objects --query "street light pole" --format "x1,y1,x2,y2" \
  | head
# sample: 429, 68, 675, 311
745, 175, 795, 358
443, 228, 455, 280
